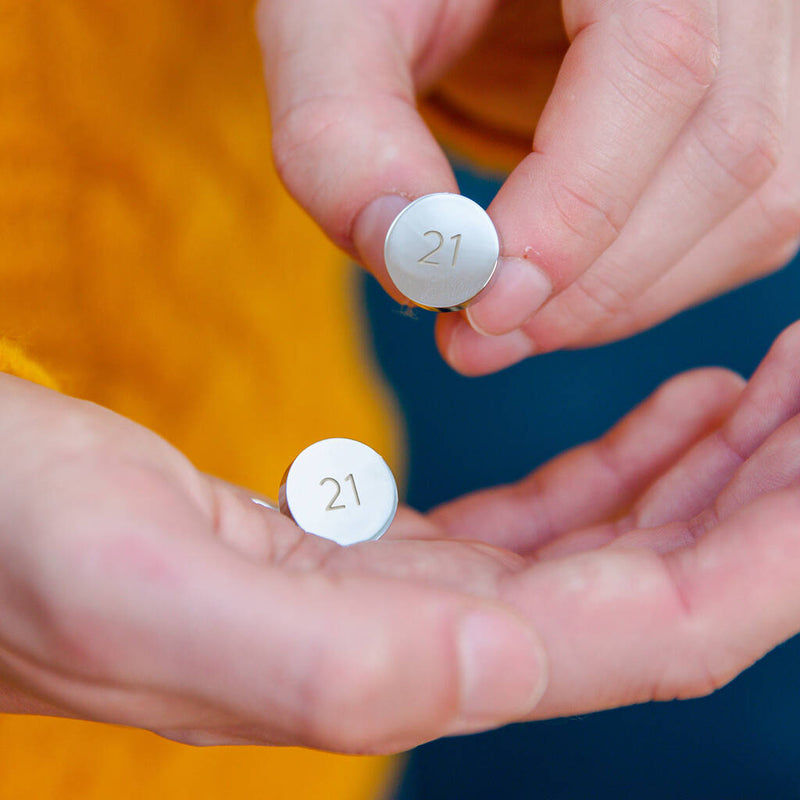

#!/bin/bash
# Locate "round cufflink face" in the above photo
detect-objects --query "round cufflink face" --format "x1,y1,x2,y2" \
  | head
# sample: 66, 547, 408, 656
384, 193, 500, 310
279, 438, 398, 546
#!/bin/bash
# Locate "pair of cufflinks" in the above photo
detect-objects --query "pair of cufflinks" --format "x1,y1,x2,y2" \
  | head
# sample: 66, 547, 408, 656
277, 194, 499, 546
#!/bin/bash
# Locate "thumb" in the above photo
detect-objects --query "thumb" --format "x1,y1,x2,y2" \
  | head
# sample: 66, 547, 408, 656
256, 0, 459, 296
189, 553, 547, 752
199, 480, 547, 752
291, 582, 546, 753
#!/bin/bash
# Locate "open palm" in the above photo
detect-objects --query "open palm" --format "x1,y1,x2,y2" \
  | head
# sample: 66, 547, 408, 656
3, 322, 800, 754
282, 319, 800, 740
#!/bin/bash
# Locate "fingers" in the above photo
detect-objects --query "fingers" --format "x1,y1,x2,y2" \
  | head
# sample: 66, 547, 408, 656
546, 318, 800, 556
707, 414, 800, 528
257, 0, 471, 296
429, 367, 743, 553
500, 488, 800, 719
517, 0, 789, 352
444, 1, 796, 377
542, 320, 800, 556
455, 0, 720, 353
681, 325, 800, 526
605, 193, 800, 347
630, 320, 800, 528
589, 5, 800, 346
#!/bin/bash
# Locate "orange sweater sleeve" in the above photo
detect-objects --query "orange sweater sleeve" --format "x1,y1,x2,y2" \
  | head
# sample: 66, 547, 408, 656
418, 2, 566, 175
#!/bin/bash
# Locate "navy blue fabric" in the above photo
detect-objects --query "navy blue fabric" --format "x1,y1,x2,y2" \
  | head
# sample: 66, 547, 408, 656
360, 166, 800, 799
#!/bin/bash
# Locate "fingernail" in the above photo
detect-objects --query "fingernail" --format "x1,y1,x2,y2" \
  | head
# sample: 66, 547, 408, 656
466, 256, 551, 336
352, 194, 411, 273
445, 317, 535, 375
456, 610, 547, 727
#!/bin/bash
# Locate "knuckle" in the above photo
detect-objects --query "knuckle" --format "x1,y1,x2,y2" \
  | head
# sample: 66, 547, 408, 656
33, 537, 116, 677
270, 95, 340, 188
668, 647, 738, 700
774, 236, 800, 267
571, 267, 631, 322
690, 637, 752, 698
525, 269, 639, 353
270, 95, 361, 248
270, 91, 417, 250
651, 647, 728, 702
655, 367, 744, 411
751, 237, 800, 279
300, 644, 394, 752
299, 617, 456, 753
757, 175, 800, 246
547, 176, 629, 249
46, 402, 109, 456
621, 1, 720, 91
768, 318, 800, 365
35, 509, 175, 680
701, 96, 784, 191
655, 559, 740, 702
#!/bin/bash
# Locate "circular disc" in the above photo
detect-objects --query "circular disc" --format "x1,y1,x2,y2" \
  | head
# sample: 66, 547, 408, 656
279, 438, 398, 546
384, 193, 499, 310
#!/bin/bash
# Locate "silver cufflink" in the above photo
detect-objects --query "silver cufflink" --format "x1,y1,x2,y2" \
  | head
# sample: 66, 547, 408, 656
384, 193, 499, 310
278, 438, 398, 546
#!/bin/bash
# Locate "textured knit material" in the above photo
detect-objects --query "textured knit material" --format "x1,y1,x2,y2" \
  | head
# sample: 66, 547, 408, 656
0, 1, 399, 797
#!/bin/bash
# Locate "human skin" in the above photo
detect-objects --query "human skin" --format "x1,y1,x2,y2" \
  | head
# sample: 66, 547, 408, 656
258, 0, 800, 374
4, 321, 800, 754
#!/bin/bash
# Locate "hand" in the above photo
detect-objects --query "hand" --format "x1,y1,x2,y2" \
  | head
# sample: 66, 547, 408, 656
5, 319, 800, 755
253, 318, 800, 737
0, 374, 544, 753
258, 0, 800, 375
416, 319, 800, 719
310, 319, 800, 730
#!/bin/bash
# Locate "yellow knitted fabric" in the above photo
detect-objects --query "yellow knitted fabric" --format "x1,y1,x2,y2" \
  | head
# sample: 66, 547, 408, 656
0, 1, 399, 798
420, 1, 565, 175
0, 339, 59, 390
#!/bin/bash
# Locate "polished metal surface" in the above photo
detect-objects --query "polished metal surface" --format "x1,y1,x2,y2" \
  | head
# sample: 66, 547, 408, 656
250, 496, 279, 511
279, 438, 398, 546
384, 193, 499, 310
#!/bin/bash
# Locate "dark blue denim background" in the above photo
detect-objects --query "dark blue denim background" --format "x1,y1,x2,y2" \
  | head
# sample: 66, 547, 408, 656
360, 165, 800, 799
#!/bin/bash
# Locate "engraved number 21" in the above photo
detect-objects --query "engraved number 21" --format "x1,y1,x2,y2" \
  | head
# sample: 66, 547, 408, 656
418, 230, 462, 267
320, 473, 361, 511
